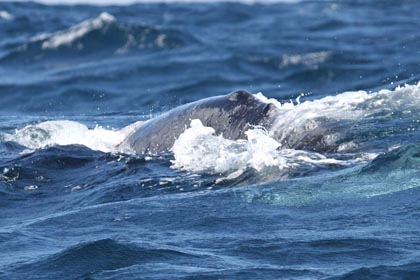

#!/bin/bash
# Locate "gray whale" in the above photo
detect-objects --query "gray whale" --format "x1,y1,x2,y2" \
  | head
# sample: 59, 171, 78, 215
122, 90, 280, 154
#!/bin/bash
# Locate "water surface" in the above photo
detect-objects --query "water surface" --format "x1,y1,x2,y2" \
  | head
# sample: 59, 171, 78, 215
0, 1, 419, 279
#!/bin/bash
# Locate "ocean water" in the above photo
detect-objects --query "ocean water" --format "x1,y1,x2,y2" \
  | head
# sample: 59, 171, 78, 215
0, 0, 420, 279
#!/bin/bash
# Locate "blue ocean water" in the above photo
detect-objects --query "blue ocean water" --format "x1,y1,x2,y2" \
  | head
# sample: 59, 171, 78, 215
0, 1, 419, 279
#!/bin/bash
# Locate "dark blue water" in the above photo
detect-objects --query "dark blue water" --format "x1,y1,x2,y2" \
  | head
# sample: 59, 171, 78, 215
1, 1, 420, 279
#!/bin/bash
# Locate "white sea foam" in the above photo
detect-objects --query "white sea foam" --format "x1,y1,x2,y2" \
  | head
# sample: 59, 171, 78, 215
31, 12, 116, 50
280, 51, 332, 68
0, 11, 14, 20
254, 92, 293, 109
171, 119, 346, 176
3, 120, 143, 153
267, 82, 420, 149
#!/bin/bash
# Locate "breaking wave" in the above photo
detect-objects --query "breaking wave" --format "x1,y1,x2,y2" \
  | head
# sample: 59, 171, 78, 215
1, 12, 196, 63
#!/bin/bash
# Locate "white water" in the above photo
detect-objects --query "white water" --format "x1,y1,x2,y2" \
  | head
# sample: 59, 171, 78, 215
0, 11, 14, 20
3, 120, 143, 154
3, 83, 419, 176
170, 119, 347, 179
31, 12, 116, 50
266, 82, 420, 151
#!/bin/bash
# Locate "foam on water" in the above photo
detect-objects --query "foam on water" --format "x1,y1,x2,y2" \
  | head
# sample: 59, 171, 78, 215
248, 51, 333, 70
3, 120, 143, 153
279, 51, 332, 68
0, 11, 14, 20
170, 119, 346, 177
266, 82, 420, 151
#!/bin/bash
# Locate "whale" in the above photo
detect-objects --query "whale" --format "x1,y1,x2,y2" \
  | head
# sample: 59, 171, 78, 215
121, 90, 280, 154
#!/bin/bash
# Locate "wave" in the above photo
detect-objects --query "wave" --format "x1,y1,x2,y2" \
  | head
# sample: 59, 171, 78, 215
32, 12, 116, 50
360, 143, 420, 173
7, 238, 200, 279
1, 12, 196, 63
330, 262, 420, 280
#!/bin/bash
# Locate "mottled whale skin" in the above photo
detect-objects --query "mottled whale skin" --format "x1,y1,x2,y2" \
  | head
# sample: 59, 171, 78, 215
123, 90, 280, 154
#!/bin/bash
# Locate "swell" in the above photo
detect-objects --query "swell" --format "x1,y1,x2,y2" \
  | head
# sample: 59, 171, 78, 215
0, 144, 214, 212
0, 12, 197, 64
0, 145, 113, 200
227, 237, 402, 272
360, 143, 420, 174
5, 238, 203, 280
329, 262, 420, 280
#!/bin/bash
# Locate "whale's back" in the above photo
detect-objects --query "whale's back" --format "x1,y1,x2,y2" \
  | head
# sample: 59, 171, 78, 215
123, 90, 279, 154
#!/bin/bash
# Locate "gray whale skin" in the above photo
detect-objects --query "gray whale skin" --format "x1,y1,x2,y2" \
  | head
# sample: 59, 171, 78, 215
122, 90, 280, 154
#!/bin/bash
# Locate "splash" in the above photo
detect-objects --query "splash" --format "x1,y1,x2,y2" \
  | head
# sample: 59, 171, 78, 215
267, 82, 420, 151
171, 119, 346, 177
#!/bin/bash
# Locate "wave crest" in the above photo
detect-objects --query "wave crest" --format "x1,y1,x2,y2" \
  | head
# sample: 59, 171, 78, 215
1, 12, 195, 63
33, 12, 116, 50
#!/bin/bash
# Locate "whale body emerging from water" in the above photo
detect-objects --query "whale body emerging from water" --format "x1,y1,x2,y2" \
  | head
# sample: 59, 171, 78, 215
121, 90, 280, 154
